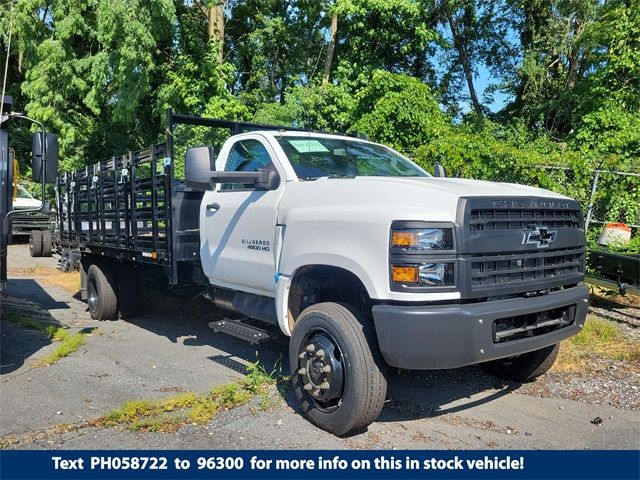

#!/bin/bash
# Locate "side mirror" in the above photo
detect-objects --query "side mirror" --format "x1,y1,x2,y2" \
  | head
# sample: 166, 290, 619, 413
185, 145, 215, 190
32, 132, 59, 183
434, 162, 447, 178
254, 166, 280, 190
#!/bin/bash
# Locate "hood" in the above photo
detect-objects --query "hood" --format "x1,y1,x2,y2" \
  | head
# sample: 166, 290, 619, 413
355, 176, 569, 199
12, 197, 42, 209
279, 176, 571, 225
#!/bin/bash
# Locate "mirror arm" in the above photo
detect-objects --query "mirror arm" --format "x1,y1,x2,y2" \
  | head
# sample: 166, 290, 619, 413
209, 170, 268, 185
5, 113, 48, 219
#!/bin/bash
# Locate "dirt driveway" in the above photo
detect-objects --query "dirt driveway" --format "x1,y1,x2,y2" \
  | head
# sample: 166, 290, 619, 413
1, 243, 638, 449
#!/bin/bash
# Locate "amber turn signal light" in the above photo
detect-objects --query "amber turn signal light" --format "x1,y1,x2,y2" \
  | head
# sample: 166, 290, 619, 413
391, 265, 419, 283
391, 231, 417, 247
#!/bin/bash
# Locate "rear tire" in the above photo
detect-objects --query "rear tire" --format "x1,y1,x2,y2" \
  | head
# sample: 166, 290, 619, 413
29, 230, 43, 257
41, 230, 53, 257
480, 343, 559, 382
86, 264, 118, 320
289, 302, 387, 436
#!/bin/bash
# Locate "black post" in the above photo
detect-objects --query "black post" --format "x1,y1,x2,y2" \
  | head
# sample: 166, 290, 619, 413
1, 95, 14, 292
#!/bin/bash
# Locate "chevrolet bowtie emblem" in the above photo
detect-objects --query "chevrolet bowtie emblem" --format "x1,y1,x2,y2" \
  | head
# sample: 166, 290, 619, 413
523, 226, 556, 248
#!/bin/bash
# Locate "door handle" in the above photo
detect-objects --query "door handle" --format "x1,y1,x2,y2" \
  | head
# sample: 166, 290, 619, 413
206, 202, 220, 212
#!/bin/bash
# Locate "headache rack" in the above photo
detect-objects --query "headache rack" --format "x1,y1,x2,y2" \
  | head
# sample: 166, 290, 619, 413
55, 111, 312, 284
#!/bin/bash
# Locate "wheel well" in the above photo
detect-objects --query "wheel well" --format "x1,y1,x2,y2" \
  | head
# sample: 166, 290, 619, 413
288, 265, 372, 328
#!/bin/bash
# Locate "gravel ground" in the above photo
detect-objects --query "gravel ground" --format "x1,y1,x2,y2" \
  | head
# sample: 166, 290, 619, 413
516, 292, 640, 411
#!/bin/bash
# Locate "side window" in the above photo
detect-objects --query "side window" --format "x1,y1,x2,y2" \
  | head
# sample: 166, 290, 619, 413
222, 139, 273, 191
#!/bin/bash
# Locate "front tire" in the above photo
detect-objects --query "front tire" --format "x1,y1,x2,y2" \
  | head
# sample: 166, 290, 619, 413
289, 302, 387, 436
480, 343, 559, 382
86, 264, 118, 320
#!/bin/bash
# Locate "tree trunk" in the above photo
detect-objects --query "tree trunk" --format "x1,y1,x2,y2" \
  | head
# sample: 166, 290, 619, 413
322, 13, 338, 85
445, 7, 482, 115
566, 18, 585, 90
270, 45, 279, 92
208, 2, 225, 64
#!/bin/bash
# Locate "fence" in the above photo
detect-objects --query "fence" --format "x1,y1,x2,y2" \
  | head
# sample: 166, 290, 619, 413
537, 166, 640, 233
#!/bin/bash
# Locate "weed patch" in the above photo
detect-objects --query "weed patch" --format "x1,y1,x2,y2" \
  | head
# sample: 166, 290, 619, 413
553, 316, 640, 372
99, 357, 285, 432
5, 313, 92, 368
32, 333, 86, 368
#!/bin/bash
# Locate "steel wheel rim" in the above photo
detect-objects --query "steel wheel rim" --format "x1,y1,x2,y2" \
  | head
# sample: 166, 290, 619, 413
296, 327, 345, 412
87, 276, 98, 313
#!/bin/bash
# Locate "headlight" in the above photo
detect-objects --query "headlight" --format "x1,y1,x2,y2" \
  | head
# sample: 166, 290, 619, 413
391, 227, 454, 251
389, 222, 457, 290
391, 263, 455, 287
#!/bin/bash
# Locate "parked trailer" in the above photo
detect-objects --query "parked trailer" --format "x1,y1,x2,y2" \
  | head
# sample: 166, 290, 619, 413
54, 111, 589, 435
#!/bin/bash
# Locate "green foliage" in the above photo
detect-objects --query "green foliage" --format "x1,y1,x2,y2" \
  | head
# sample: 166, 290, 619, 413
254, 82, 355, 131
332, 0, 436, 77
570, 0, 640, 165
101, 356, 283, 431
2, 0, 639, 253
352, 70, 448, 151
413, 119, 640, 236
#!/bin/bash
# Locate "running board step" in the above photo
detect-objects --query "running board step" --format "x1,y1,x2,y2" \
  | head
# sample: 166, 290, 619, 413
209, 318, 271, 344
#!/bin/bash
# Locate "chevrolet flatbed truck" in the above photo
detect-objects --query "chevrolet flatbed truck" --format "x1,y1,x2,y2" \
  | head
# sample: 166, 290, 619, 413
52, 112, 589, 436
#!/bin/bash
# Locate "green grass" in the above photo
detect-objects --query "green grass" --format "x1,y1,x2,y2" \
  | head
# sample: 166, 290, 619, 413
5, 313, 90, 367
32, 333, 86, 368
553, 316, 640, 372
99, 357, 284, 432
5, 313, 52, 332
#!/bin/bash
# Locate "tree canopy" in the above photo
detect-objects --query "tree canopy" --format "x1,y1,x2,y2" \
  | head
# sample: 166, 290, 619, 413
1, 0, 639, 220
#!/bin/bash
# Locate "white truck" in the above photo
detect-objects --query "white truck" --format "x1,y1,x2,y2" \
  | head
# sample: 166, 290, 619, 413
52, 113, 588, 436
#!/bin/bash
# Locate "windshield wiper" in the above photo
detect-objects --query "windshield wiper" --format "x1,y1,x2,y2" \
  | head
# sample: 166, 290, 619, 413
327, 174, 355, 179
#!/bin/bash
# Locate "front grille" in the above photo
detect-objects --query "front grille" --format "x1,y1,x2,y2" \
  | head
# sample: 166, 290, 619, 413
470, 248, 584, 288
469, 208, 581, 231
493, 305, 576, 343
457, 198, 586, 298
11, 211, 55, 231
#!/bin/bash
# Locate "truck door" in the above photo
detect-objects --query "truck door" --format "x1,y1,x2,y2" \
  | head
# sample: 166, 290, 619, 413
200, 135, 284, 296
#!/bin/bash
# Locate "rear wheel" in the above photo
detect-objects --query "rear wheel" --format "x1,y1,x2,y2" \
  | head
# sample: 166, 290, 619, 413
29, 230, 43, 257
480, 343, 559, 382
289, 302, 387, 436
86, 264, 118, 320
41, 230, 53, 257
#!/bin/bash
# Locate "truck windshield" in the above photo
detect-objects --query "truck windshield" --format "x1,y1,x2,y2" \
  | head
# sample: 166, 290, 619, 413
277, 136, 428, 180
17, 185, 34, 199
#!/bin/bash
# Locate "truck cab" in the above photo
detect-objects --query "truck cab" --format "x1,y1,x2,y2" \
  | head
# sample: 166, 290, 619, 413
191, 130, 587, 434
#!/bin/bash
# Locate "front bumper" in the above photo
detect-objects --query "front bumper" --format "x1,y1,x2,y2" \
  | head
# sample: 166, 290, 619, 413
372, 283, 589, 369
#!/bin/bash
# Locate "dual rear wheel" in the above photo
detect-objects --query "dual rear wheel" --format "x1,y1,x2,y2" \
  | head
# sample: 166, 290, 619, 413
29, 230, 52, 257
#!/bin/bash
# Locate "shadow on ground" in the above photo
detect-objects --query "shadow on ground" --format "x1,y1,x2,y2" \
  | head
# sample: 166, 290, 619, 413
3, 274, 520, 432
1, 283, 68, 374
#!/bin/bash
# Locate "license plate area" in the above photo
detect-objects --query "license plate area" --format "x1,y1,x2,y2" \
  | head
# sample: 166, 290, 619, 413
492, 305, 576, 343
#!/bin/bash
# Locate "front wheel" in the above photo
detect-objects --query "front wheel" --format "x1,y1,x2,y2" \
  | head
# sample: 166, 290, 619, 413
480, 343, 559, 382
289, 302, 387, 436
